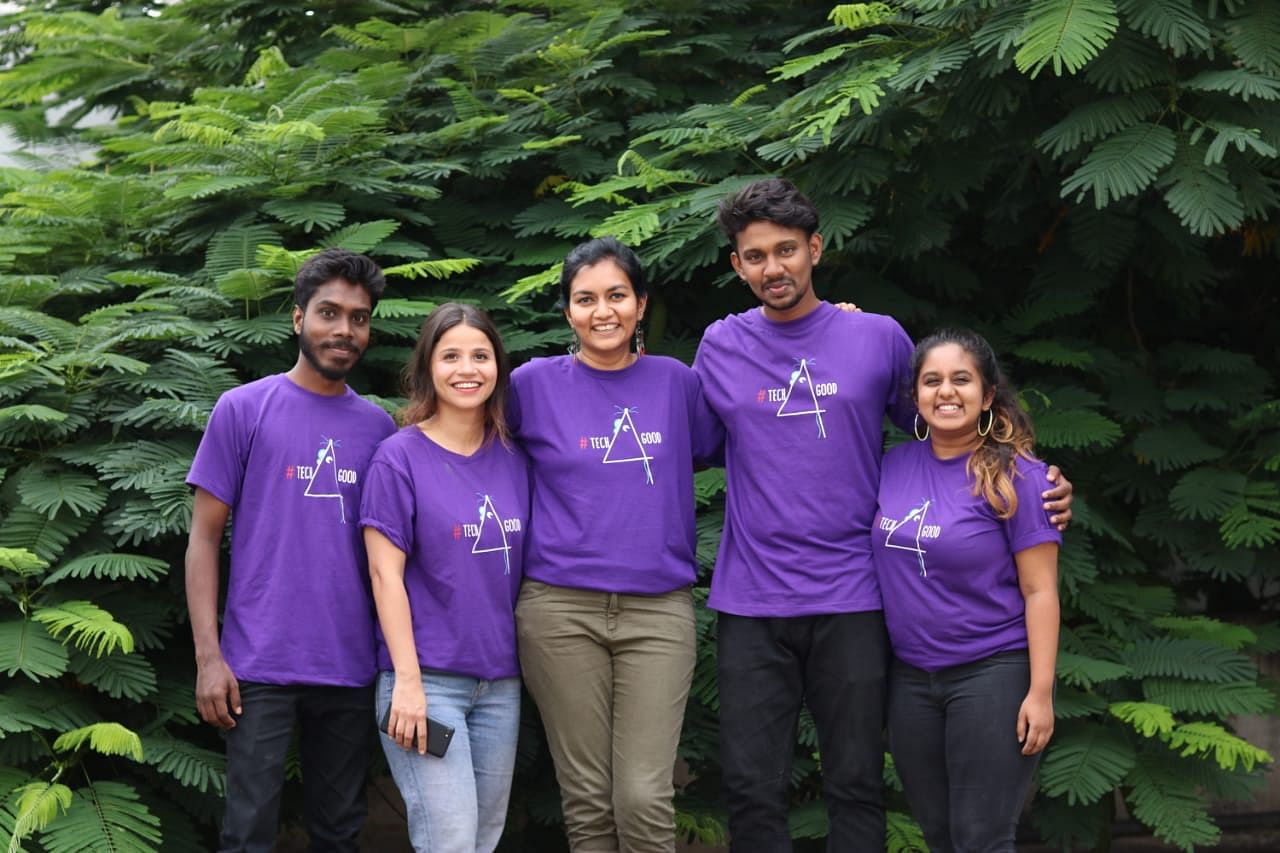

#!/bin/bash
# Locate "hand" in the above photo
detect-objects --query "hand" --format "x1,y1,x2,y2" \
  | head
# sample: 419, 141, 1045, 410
1017, 690, 1054, 755
195, 655, 241, 730
834, 301, 862, 313
388, 677, 429, 755
1043, 465, 1073, 531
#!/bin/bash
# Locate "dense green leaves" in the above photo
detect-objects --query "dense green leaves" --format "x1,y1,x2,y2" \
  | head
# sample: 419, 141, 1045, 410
0, 0, 1276, 850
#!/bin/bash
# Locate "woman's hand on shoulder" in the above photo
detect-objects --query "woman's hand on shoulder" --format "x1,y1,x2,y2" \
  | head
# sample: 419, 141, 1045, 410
1017, 690, 1054, 755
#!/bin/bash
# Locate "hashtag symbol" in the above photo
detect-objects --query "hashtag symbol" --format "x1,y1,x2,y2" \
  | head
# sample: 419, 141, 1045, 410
453, 525, 462, 540
579, 436, 588, 449
756, 389, 766, 403
285, 466, 294, 479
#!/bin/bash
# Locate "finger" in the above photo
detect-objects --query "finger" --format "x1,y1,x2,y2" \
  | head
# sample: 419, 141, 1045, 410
211, 694, 235, 730
1016, 709, 1028, 743
228, 678, 242, 721
416, 716, 428, 755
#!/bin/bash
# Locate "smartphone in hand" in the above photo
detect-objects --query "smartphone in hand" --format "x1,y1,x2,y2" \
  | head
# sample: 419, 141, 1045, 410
378, 707, 455, 758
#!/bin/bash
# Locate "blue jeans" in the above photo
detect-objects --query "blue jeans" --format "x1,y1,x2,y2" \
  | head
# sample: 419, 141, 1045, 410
888, 650, 1042, 853
375, 671, 520, 853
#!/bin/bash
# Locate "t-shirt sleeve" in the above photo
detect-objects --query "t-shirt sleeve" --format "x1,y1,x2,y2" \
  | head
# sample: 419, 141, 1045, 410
186, 392, 247, 507
507, 367, 526, 435
884, 318, 917, 435
1006, 459, 1062, 553
358, 454, 416, 555
687, 369, 725, 467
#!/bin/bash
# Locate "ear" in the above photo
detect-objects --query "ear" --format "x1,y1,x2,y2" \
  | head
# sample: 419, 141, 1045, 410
637, 293, 649, 322
729, 251, 745, 280
983, 387, 996, 410
292, 304, 303, 334
808, 232, 823, 266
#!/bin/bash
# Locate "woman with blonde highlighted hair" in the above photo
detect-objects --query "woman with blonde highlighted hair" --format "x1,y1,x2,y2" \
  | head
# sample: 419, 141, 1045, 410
872, 328, 1060, 852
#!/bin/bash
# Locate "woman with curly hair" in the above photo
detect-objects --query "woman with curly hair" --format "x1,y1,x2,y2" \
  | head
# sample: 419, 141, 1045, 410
873, 328, 1061, 853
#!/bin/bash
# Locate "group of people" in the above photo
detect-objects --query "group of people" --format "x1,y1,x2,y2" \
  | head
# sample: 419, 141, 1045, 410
186, 178, 1070, 853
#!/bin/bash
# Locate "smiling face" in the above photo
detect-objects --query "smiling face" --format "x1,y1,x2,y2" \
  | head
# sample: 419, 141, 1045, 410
915, 342, 996, 443
730, 220, 823, 322
564, 257, 647, 369
429, 322, 498, 416
293, 278, 372, 383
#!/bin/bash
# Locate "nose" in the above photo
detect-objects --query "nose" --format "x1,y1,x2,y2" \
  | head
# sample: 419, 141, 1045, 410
763, 253, 784, 279
332, 314, 354, 338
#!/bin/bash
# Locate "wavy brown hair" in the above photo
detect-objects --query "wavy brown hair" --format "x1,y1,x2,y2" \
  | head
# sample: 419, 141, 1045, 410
911, 329, 1037, 519
399, 302, 511, 444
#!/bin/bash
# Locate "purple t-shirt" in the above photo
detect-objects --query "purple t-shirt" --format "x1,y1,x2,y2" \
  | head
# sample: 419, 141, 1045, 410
872, 441, 1061, 671
359, 427, 529, 680
509, 355, 723, 595
186, 373, 396, 686
694, 302, 915, 616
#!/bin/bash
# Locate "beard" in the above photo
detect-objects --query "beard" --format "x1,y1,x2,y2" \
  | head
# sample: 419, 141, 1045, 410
298, 332, 363, 381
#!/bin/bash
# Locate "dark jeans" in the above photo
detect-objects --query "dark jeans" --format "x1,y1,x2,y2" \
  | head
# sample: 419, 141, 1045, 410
888, 650, 1041, 853
718, 611, 889, 853
219, 681, 373, 853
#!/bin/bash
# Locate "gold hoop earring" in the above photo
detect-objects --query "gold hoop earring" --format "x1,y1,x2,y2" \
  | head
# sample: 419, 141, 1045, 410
978, 409, 993, 437
913, 413, 929, 441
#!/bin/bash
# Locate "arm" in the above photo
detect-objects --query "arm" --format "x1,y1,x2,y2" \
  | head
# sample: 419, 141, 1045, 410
1014, 541, 1060, 755
365, 526, 429, 755
1042, 466, 1073, 531
185, 488, 240, 730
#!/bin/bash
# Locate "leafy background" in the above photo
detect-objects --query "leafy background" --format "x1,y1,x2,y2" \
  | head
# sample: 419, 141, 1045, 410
0, 1, 1277, 850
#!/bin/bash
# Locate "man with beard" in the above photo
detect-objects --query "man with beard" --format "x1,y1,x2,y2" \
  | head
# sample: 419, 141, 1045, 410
185, 248, 395, 852
693, 178, 1071, 851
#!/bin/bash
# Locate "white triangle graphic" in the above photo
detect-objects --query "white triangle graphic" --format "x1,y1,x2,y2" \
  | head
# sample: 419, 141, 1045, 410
884, 499, 931, 577
776, 359, 827, 438
303, 437, 346, 523
471, 494, 511, 574
601, 407, 654, 485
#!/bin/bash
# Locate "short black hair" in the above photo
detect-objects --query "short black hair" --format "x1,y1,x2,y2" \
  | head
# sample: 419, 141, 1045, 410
716, 178, 820, 247
558, 236, 647, 309
293, 248, 386, 310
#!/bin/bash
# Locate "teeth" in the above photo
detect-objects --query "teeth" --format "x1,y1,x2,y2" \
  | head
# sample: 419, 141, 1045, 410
453, 382, 480, 389
594, 324, 619, 332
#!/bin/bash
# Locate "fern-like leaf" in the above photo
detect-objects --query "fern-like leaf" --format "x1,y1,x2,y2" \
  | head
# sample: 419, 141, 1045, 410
1039, 721, 1136, 804
1168, 468, 1246, 520
0, 620, 69, 680
382, 258, 481, 281
39, 781, 160, 853
52, 723, 143, 762
32, 602, 134, 657
1109, 700, 1174, 738
1167, 721, 1272, 771
1116, 0, 1210, 58
1061, 123, 1176, 207
15, 468, 106, 519
1015, 0, 1119, 77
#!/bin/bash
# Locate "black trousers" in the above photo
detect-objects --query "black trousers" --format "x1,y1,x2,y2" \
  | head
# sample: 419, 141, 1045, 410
717, 611, 889, 853
219, 681, 373, 853
888, 650, 1042, 853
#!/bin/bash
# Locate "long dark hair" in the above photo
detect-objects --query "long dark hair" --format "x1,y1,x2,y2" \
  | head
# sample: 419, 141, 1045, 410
911, 328, 1037, 519
399, 302, 511, 443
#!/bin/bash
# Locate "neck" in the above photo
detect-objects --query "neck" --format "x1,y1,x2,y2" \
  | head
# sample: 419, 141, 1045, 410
928, 430, 982, 460
577, 349, 636, 372
419, 406, 488, 456
286, 356, 347, 396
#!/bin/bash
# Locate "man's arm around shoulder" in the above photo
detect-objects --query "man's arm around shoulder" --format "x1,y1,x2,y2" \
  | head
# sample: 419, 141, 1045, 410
186, 487, 240, 730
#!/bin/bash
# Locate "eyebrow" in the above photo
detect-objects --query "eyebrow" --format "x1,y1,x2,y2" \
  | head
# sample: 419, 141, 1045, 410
572, 284, 630, 296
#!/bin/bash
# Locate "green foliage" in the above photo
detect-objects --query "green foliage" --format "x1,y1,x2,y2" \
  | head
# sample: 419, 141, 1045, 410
0, 0, 1276, 850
